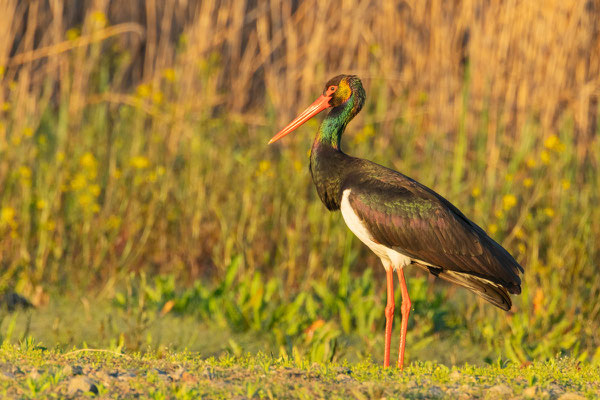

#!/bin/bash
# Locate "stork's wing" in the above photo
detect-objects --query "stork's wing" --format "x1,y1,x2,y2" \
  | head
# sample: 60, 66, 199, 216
343, 168, 523, 303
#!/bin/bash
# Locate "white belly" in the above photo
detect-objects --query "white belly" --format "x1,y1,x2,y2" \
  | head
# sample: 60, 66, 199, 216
340, 189, 412, 270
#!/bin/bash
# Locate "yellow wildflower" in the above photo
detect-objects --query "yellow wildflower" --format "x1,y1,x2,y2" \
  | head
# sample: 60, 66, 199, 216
70, 173, 87, 191
543, 207, 555, 218
495, 210, 504, 219
130, 156, 150, 169
505, 174, 513, 183
544, 134, 565, 153
544, 134, 559, 150
163, 68, 176, 82
80, 152, 97, 169
89, 184, 101, 197
36, 199, 47, 210
517, 243, 526, 254
514, 226, 525, 239
156, 166, 166, 176
136, 84, 151, 98
523, 178, 533, 188
561, 179, 570, 190
81, 154, 98, 180
152, 91, 164, 105
258, 160, 271, 173
526, 157, 536, 168
540, 150, 550, 165
112, 168, 122, 179
488, 223, 498, 234
19, 166, 32, 180
57, 152, 65, 162
44, 220, 56, 232
471, 187, 481, 198
66, 28, 80, 41
502, 194, 517, 211
0, 206, 15, 227
23, 127, 33, 137
2, 102, 11, 111
78, 193, 93, 207
91, 11, 107, 27
257, 160, 274, 178
0, 66, 4, 78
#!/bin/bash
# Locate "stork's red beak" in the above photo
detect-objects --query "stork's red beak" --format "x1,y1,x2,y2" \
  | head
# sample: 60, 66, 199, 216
268, 94, 332, 144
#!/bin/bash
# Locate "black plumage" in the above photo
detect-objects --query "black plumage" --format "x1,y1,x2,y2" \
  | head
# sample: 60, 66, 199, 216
305, 76, 523, 311
310, 146, 522, 310
342, 158, 523, 310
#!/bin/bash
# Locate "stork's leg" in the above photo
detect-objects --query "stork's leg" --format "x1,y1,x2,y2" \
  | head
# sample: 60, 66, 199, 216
383, 267, 395, 367
396, 267, 411, 370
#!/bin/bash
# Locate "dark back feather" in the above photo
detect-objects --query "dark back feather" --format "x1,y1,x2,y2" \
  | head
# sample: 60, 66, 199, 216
341, 158, 523, 295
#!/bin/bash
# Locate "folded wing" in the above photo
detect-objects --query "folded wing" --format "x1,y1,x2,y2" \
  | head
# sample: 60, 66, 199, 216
343, 165, 523, 309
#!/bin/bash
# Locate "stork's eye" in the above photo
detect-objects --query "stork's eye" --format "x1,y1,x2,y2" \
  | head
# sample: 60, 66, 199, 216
326, 85, 337, 95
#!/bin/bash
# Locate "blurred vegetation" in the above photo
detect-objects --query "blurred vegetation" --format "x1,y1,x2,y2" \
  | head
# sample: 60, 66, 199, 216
0, 0, 599, 366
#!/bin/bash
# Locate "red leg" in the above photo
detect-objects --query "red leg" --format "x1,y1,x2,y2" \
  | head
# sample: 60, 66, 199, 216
383, 267, 395, 368
396, 267, 411, 370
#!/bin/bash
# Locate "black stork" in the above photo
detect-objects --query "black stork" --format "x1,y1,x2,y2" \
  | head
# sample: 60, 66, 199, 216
268, 75, 523, 369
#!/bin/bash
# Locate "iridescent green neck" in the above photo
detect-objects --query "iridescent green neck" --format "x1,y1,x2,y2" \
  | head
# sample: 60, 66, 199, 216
316, 95, 357, 150
313, 76, 365, 150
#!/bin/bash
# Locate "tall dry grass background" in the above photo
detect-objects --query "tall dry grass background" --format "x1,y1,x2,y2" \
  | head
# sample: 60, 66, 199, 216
0, 0, 599, 362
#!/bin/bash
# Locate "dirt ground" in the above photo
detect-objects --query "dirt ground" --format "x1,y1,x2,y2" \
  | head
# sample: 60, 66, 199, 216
1, 344, 598, 399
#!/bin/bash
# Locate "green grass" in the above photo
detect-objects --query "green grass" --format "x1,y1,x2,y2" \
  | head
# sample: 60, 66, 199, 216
0, 258, 596, 369
0, 341, 598, 399
0, 268, 486, 366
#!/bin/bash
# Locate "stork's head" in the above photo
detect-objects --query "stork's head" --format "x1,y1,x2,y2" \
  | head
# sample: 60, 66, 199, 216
268, 75, 365, 144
